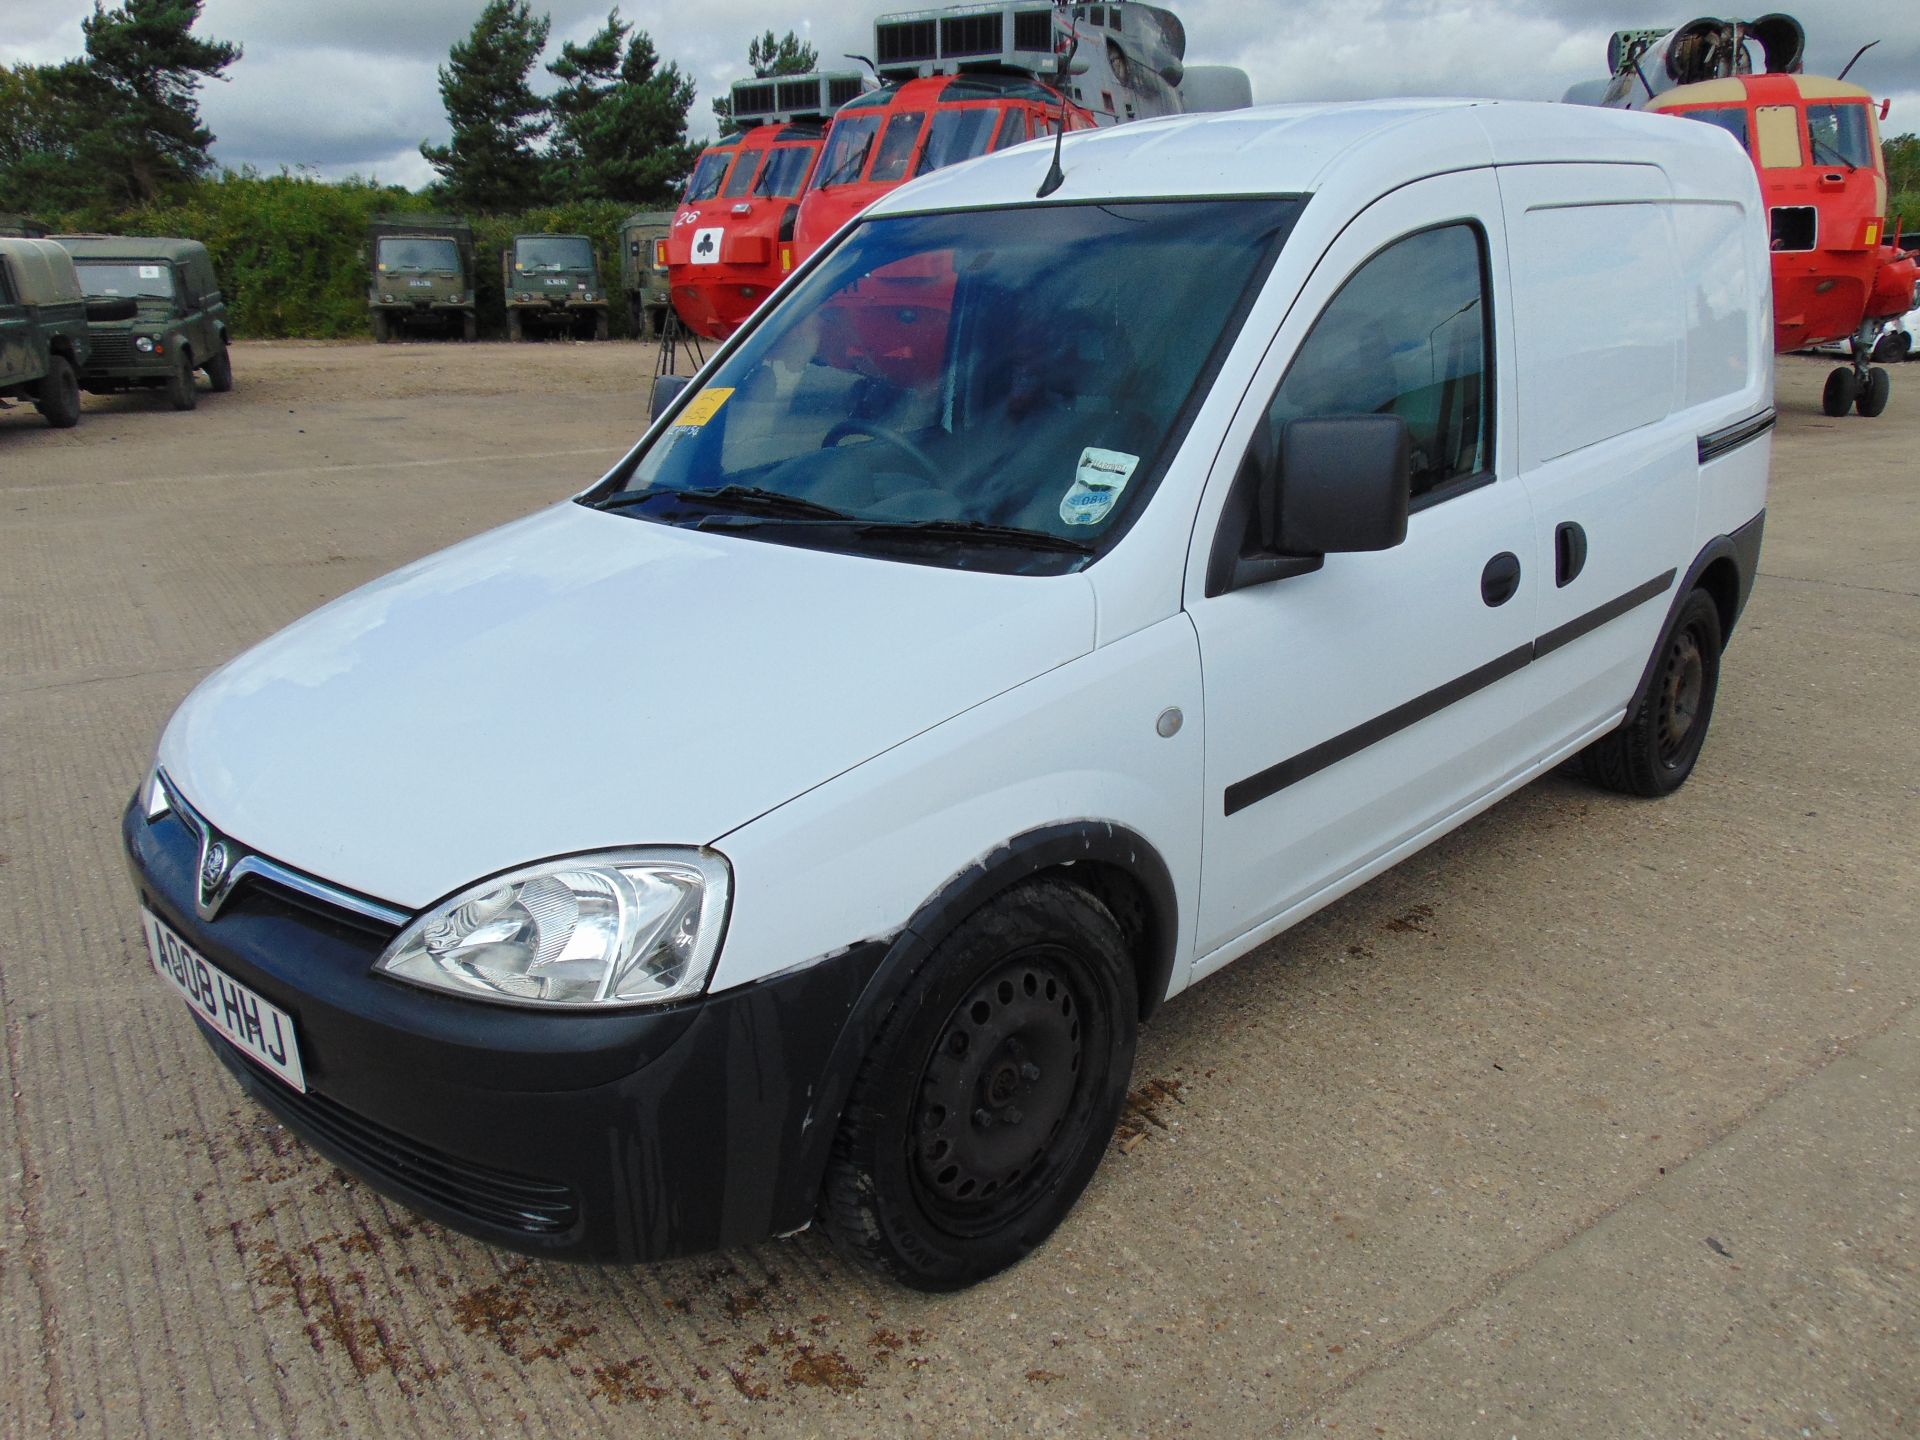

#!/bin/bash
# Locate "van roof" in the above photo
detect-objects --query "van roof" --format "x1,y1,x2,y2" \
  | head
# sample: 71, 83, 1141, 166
54, 234, 213, 266
868, 98, 1753, 217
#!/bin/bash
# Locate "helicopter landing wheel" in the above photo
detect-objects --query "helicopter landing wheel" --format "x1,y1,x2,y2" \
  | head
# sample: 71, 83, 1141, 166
1855, 366, 1891, 418
1821, 367, 1857, 417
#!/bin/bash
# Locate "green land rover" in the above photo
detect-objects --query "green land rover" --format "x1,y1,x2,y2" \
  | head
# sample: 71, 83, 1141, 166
58, 235, 232, 412
504, 233, 609, 341
0, 236, 97, 428
619, 210, 675, 338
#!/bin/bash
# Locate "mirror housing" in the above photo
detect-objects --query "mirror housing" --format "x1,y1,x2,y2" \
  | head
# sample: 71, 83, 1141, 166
84, 296, 139, 323
1269, 414, 1411, 554
649, 373, 691, 423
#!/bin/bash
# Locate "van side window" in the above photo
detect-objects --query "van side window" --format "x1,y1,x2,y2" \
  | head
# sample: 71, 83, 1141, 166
1261, 223, 1491, 502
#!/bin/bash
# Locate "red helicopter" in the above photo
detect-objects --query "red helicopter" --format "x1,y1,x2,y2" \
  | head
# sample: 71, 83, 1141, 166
1571, 14, 1920, 417
792, 2, 1248, 264
666, 71, 869, 342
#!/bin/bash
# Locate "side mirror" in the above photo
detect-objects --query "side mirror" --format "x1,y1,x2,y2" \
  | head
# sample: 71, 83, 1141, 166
85, 297, 139, 323
649, 373, 691, 423
1270, 414, 1411, 554
629, 240, 641, 257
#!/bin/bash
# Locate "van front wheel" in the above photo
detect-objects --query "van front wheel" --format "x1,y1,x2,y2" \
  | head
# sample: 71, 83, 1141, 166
820, 878, 1137, 1291
1581, 589, 1723, 797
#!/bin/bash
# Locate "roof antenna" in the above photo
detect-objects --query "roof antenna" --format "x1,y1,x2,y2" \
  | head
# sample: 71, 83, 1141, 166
845, 52, 879, 82
1836, 38, 1878, 83
1037, 25, 1081, 197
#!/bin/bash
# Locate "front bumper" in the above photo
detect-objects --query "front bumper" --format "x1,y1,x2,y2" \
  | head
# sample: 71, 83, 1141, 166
122, 794, 884, 1262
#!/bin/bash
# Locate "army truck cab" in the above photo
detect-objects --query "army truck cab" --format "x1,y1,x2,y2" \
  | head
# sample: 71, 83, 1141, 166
505, 234, 608, 341
619, 211, 675, 338
367, 216, 476, 343
57, 235, 232, 412
0, 236, 103, 429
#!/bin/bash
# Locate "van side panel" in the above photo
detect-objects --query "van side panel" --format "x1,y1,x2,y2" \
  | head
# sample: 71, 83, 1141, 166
1497, 164, 1698, 746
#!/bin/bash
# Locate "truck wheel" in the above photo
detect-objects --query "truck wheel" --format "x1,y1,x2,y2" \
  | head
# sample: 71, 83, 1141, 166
205, 348, 234, 394
1855, 366, 1890, 418
166, 350, 197, 412
371, 312, 391, 344
1820, 367, 1856, 417
34, 355, 82, 429
1580, 589, 1723, 798
819, 877, 1137, 1291
508, 311, 524, 343
462, 313, 477, 343
593, 312, 609, 342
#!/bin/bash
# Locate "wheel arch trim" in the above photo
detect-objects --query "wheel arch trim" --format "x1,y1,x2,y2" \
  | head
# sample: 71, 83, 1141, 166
1628, 511, 1764, 717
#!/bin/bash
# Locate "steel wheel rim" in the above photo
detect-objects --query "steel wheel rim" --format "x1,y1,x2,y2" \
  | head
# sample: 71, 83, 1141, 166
1655, 625, 1706, 766
909, 946, 1102, 1237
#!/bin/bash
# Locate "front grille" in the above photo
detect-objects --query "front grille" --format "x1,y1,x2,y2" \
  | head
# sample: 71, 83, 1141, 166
88, 332, 140, 367
213, 1033, 580, 1236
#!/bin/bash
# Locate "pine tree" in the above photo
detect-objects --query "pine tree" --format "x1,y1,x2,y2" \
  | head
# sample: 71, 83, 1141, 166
548, 11, 699, 203
4, 1, 241, 209
711, 30, 821, 128
421, 0, 552, 212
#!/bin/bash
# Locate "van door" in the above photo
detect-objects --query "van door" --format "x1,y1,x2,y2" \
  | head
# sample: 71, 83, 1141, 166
1493, 164, 1695, 747
1183, 171, 1541, 974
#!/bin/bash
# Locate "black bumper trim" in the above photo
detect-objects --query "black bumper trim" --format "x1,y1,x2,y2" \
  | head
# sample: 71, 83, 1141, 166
1698, 407, 1776, 463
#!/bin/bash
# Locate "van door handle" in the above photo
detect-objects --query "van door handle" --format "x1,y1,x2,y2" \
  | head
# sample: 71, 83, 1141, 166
1555, 522, 1588, 587
1481, 552, 1521, 607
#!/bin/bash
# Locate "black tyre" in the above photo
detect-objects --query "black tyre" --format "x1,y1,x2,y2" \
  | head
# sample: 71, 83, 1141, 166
507, 311, 524, 343
204, 348, 233, 393
166, 350, 197, 411
34, 354, 81, 429
1821, 366, 1856, 417
820, 878, 1137, 1291
592, 312, 609, 342
1581, 589, 1723, 798
371, 312, 391, 344
462, 312, 477, 343
1870, 330, 1902, 363
1856, 365, 1891, 418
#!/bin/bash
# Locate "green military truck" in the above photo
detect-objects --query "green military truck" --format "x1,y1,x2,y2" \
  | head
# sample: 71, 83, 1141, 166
619, 211, 675, 338
1, 214, 51, 239
503, 233, 608, 341
368, 216, 476, 342
58, 235, 233, 412
0, 237, 101, 428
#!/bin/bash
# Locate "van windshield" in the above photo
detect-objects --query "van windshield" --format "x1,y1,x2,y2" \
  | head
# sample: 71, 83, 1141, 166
378, 238, 460, 272
74, 261, 176, 299
591, 199, 1302, 574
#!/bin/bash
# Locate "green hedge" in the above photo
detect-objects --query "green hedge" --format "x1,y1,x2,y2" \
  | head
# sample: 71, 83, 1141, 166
46, 172, 657, 339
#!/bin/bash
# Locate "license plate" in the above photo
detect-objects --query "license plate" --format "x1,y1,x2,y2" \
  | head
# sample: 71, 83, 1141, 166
409, 278, 432, 287
142, 907, 306, 1091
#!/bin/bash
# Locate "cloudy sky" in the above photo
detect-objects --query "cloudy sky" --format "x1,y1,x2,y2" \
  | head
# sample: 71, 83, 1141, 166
4, 0, 1916, 188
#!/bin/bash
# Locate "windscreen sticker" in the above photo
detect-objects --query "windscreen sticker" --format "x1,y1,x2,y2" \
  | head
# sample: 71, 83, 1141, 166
138, 265, 163, 279
1060, 447, 1140, 526
676, 387, 735, 427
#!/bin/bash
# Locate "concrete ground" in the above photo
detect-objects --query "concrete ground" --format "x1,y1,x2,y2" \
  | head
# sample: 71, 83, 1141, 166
0, 343, 1913, 1438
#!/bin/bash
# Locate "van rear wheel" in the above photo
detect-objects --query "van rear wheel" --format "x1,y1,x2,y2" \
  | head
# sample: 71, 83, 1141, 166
1580, 589, 1722, 798
205, 349, 233, 393
35, 355, 81, 428
819, 878, 1137, 1291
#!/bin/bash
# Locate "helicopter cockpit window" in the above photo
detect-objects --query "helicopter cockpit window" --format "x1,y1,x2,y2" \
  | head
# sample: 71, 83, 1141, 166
1677, 106, 1749, 151
686, 148, 735, 201
916, 108, 999, 175
723, 152, 763, 197
870, 112, 928, 183
593, 199, 1301, 575
1804, 103, 1873, 171
993, 109, 1030, 150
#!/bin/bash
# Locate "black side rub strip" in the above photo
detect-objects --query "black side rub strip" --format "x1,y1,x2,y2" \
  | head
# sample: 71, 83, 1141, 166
1223, 568, 1678, 817
1697, 407, 1776, 464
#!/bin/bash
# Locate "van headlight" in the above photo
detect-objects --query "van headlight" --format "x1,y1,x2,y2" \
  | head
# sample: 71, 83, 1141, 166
135, 336, 156, 353
375, 849, 730, 1008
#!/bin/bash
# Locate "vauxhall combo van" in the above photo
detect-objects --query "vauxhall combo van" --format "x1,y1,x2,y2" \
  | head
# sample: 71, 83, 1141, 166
125, 101, 1772, 1290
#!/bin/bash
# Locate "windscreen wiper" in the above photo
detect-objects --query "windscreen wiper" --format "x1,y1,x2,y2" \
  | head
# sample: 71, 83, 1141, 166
851, 518, 1095, 553
597, 485, 852, 521
824, 133, 875, 188
1809, 134, 1857, 172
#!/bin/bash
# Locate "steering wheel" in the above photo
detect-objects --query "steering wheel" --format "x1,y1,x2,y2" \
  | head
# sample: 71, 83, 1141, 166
820, 418, 938, 478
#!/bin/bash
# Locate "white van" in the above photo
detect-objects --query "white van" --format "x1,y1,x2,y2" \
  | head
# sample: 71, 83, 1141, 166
126, 100, 1772, 1290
